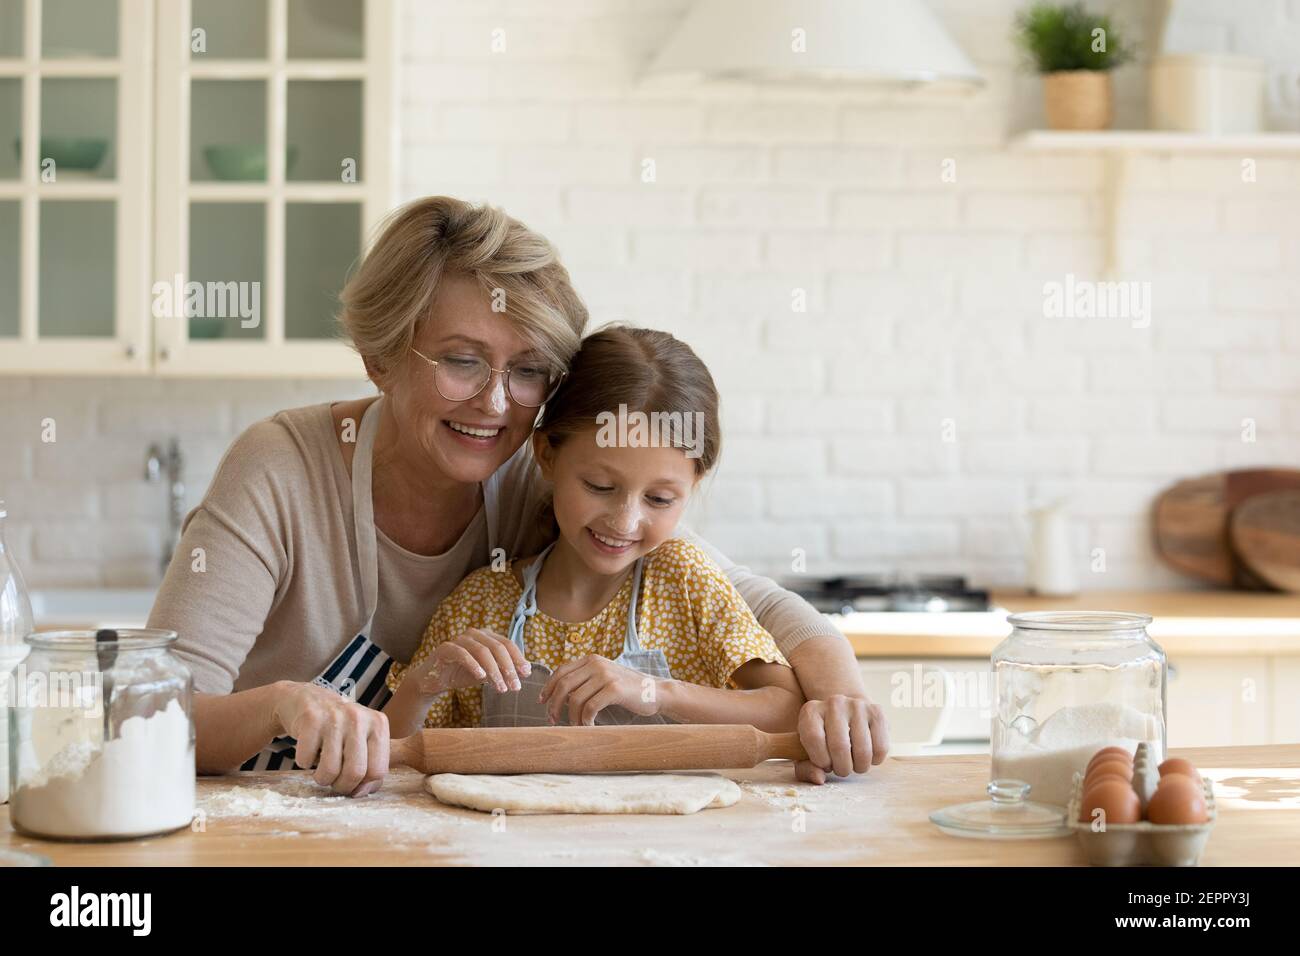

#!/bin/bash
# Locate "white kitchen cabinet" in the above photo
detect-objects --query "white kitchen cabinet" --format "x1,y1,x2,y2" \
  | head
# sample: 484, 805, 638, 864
858, 659, 959, 751
1166, 654, 1300, 748
859, 652, 1300, 749
1165, 656, 1274, 749
1272, 658, 1300, 746
0, 0, 395, 378
0, 0, 154, 373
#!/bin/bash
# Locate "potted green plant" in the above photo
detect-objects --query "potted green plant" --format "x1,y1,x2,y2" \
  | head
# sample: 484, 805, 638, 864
1014, 1, 1134, 130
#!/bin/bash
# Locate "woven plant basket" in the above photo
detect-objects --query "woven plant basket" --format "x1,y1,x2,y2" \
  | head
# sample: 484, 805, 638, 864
1043, 70, 1113, 130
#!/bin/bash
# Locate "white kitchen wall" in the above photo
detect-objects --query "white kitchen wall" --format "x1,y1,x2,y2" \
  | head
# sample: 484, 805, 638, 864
0, 377, 378, 587
1, 0, 1298, 591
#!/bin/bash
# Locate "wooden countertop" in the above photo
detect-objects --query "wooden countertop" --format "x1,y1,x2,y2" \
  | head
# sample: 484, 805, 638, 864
843, 589, 1300, 658
4, 743, 1296, 866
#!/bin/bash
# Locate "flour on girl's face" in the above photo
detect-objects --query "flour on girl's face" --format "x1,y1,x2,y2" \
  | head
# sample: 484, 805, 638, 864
537, 427, 699, 579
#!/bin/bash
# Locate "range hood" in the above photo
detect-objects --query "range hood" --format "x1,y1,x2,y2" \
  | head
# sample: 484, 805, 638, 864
646, 0, 983, 87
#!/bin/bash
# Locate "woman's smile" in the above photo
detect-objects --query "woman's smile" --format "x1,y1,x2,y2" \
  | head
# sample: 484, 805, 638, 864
443, 418, 507, 449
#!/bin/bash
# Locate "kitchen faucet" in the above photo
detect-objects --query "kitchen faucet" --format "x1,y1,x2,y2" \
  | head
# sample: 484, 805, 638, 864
144, 439, 185, 579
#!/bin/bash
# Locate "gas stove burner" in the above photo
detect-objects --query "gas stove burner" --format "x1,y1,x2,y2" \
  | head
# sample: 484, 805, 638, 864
785, 574, 992, 614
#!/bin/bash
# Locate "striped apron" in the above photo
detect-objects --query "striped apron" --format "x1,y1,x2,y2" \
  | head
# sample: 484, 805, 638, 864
480, 540, 676, 727
241, 395, 504, 770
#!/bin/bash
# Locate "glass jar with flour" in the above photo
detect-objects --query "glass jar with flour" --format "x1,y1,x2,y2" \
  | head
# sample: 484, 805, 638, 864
990, 612, 1166, 809
8, 628, 195, 840
0, 499, 35, 805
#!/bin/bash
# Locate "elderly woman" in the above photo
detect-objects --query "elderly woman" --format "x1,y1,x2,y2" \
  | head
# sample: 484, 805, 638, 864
148, 196, 887, 796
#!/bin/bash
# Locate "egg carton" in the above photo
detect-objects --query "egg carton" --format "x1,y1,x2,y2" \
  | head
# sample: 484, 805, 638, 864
1067, 772, 1216, 867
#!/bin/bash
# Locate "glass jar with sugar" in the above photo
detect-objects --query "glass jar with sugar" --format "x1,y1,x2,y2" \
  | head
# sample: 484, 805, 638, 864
990, 612, 1166, 809
8, 628, 195, 840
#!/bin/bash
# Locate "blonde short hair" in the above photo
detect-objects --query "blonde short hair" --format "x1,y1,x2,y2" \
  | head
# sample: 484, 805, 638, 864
339, 196, 588, 385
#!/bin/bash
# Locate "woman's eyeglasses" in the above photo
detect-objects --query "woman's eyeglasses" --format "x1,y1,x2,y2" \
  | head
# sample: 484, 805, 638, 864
410, 347, 565, 408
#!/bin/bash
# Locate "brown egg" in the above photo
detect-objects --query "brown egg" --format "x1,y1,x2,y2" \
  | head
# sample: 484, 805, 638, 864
1086, 746, 1134, 773
1157, 771, 1203, 793
1158, 758, 1202, 781
1078, 778, 1141, 825
1085, 758, 1135, 786
1147, 773, 1207, 825
1083, 767, 1132, 795
1081, 770, 1133, 801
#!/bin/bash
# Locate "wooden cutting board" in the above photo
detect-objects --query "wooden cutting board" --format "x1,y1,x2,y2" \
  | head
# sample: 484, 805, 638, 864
1153, 469, 1300, 587
1230, 489, 1300, 593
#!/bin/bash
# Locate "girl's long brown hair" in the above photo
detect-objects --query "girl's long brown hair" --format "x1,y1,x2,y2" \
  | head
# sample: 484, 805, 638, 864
531, 324, 722, 541
538, 324, 721, 471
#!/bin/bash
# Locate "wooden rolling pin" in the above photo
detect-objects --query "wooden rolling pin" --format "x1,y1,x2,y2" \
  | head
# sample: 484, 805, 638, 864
389, 724, 807, 774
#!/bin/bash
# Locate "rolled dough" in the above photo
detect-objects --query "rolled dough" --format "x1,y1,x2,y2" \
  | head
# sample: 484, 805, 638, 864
425, 772, 742, 815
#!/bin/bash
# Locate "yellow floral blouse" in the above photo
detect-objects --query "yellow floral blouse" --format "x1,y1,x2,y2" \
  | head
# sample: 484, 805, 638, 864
386, 537, 789, 728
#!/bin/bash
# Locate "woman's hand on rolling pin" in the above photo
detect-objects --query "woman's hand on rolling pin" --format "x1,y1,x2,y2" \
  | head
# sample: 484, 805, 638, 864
795, 695, 890, 784
418, 629, 531, 695
272, 681, 390, 798
539, 655, 657, 725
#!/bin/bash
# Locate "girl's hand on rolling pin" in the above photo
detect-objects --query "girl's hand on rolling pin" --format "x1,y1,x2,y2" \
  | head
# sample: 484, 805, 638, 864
795, 695, 890, 784
272, 681, 390, 798
419, 629, 531, 695
539, 655, 658, 725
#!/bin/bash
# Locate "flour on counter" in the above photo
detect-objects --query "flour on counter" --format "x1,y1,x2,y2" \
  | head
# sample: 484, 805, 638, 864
200, 784, 350, 817
197, 779, 469, 843
11, 698, 195, 839
993, 701, 1163, 808
739, 780, 835, 814
636, 847, 765, 867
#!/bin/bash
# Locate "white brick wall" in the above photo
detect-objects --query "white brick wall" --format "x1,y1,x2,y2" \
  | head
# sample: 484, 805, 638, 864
2, 0, 1298, 592
0, 379, 375, 588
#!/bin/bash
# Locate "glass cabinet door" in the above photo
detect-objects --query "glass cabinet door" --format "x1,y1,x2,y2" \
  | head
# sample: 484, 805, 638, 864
153, 0, 393, 377
0, 0, 151, 372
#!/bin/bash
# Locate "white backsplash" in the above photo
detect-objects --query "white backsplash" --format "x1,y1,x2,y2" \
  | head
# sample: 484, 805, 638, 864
1, 0, 1298, 590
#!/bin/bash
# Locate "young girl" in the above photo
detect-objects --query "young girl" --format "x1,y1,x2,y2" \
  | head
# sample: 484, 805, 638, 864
384, 326, 803, 734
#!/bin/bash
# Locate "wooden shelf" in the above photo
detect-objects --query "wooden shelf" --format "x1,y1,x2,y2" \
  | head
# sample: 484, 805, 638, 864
1010, 130, 1300, 154
1009, 130, 1300, 276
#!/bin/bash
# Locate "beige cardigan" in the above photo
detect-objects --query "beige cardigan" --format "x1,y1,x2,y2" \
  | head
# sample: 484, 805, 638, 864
148, 403, 840, 695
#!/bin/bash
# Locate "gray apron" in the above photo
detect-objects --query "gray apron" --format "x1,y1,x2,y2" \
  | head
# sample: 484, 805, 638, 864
480, 541, 675, 727
243, 395, 506, 770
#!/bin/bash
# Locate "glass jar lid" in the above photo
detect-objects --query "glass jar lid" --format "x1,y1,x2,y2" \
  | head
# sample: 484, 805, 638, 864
25, 628, 178, 651
930, 779, 1071, 840
1007, 611, 1152, 631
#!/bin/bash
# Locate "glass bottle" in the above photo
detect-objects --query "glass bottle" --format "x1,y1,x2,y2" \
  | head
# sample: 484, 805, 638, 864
0, 500, 34, 803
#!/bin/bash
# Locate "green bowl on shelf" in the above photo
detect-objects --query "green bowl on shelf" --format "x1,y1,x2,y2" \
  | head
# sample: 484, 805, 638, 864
12, 137, 109, 171
188, 316, 227, 340
203, 144, 299, 181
